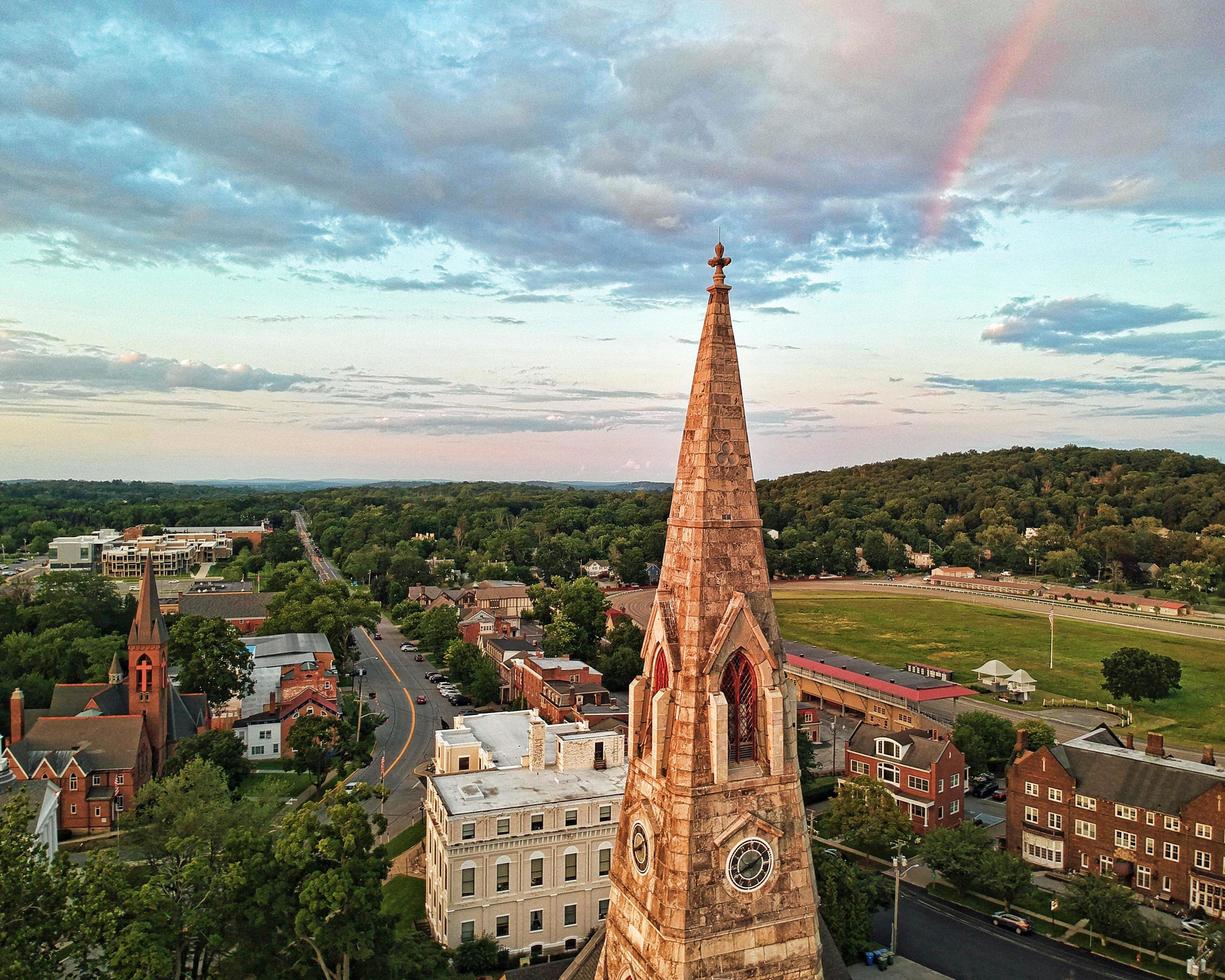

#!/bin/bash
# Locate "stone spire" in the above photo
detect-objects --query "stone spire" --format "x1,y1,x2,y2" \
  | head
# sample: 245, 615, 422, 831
108, 650, 125, 685
128, 556, 168, 647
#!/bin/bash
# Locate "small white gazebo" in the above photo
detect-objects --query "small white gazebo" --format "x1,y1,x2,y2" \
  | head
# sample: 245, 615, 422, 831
973, 659, 1014, 689
1006, 668, 1037, 702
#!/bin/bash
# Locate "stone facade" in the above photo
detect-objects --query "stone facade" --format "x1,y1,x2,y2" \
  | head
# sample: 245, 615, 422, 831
591, 245, 823, 980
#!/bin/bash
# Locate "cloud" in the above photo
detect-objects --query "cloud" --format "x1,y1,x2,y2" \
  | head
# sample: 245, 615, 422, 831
979, 295, 1221, 362
925, 373, 1193, 397
2, 3, 1221, 303
750, 306, 799, 316
488, 315, 527, 325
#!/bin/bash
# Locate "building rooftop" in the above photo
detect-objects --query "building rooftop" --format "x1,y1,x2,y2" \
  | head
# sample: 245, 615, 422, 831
245, 633, 332, 659
433, 762, 626, 816
165, 525, 268, 534
179, 591, 275, 620
447, 711, 585, 769
784, 641, 975, 702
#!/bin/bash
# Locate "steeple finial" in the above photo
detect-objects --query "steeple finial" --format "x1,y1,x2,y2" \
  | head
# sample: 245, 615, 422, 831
707, 241, 730, 288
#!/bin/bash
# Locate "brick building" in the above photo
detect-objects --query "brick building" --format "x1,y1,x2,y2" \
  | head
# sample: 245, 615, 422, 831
177, 588, 276, 634
232, 689, 341, 761
516, 657, 609, 725
844, 721, 967, 834
1007, 725, 1225, 915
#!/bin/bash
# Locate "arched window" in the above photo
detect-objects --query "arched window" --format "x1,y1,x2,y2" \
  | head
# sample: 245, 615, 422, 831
639, 650, 669, 755
135, 654, 153, 694
652, 651, 670, 695
721, 652, 757, 763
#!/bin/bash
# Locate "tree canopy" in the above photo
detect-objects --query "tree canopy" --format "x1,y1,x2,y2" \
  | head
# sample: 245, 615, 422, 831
1101, 647, 1183, 703
168, 615, 254, 707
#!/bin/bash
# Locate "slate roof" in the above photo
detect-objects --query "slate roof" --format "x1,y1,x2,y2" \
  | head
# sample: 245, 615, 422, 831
846, 720, 951, 770
47, 683, 127, 717
178, 591, 275, 620
1050, 726, 1225, 814
8, 715, 146, 775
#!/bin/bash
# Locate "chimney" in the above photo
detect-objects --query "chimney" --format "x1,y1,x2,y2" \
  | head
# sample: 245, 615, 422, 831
1146, 733, 1165, 757
9, 688, 24, 745
1203, 745, 1217, 767
528, 713, 546, 772
1014, 728, 1028, 755
1124, 733, 1134, 750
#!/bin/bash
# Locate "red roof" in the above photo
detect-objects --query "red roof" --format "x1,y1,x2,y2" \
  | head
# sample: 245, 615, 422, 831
787, 654, 975, 703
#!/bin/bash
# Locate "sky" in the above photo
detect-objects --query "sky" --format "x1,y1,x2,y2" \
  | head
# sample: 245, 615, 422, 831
1, 0, 1223, 483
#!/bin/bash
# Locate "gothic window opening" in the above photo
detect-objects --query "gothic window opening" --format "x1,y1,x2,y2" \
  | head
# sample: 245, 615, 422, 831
639, 650, 670, 755
721, 652, 757, 763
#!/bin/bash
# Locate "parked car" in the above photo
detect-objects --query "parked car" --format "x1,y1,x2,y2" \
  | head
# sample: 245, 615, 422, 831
426, 672, 443, 682
416, 694, 428, 705
399, 643, 413, 652
344, 780, 364, 794
1182, 918, 1210, 936
992, 788, 1007, 801
450, 694, 472, 706
991, 912, 1031, 935
971, 780, 999, 798
415, 654, 425, 662
373, 631, 382, 640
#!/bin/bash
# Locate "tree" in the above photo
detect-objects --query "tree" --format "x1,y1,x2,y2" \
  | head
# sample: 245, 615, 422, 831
168, 615, 254, 707
543, 615, 584, 658
1163, 560, 1215, 605
164, 729, 253, 790
978, 849, 1034, 910
1042, 547, 1085, 581
274, 783, 392, 980
598, 645, 643, 692
289, 715, 346, 787
530, 578, 608, 656
260, 576, 380, 666
811, 847, 888, 962
1023, 720, 1057, 752
952, 711, 1016, 773
1064, 871, 1146, 945
943, 532, 978, 567
467, 657, 500, 706
453, 935, 501, 973
861, 530, 889, 572
820, 775, 913, 857
1101, 647, 1183, 703
921, 821, 994, 895
0, 795, 77, 978
443, 640, 482, 685
612, 546, 647, 585
417, 605, 460, 654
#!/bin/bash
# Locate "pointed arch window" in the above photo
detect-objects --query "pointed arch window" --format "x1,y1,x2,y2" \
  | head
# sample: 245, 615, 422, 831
135, 654, 153, 694
638, 650, 669, 755
721, 652, 757, 763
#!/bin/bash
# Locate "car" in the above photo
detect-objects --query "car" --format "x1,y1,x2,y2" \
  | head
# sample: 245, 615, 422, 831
991, 911, 1031, 935
373, 631, 382, 640
344, 780, 363, 794
399, 643, 412, 652
427, 672, 444, 682
368, 691, 377, 699
992, 788, 1007, 801
971, 772, 993, 784
450, 695, 472, 706
415, 654, 425, 662
1182, 918, 1210, 936
416, 694, 428, 704
971, 780, 999, 798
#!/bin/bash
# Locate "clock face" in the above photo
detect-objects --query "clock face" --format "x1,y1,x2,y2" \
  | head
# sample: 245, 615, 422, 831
631, 823, 650, 874
727, 838, 773, 892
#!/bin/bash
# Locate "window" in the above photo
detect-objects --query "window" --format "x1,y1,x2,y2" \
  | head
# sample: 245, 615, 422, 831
565, 809, 578, 827
1025, 782, 1038, 797
564, 852, 578, 882
115, 795, 124, 811
1164, 842, 1180, 862
1162, 875, 1172, 893
877, 763, 899, 785
530, 856, 544, 887
460, 921, 475, 943
849, 759, 870, 776
938, 779, 944, 793
1048, 812, 1063, 831
68, 774, 77, 791
69, 804, 78, 815
950, 772, 960, 788
721, 652, 757, 763
1136, 866, 1152, 889
1100, 854, 1114, 875
1145, 838, 1154, 856
1080, 853, 1089, 869
531, 813, 544, 832
564, 903, 577, 927
1115, 804, 1137, 821
1075, 795, 1096, 811
1146, 811, 1156, 826
115, 773, 123, 785
458, 756, 470, 771
599, 805, 612, 823
259, 729, 271, 740
497, 817, 510, 836
252, 745, 265, 756
565, 938, 577, 952
1197, 823, 1213, 840
907, 775, 930, 793
1196, 850, 1213, 871
530, 910, 543, 933
598, 898, 609, 921
1024, 806, 1039, 824
937, 806, 944, 819
1165, 816, 1181, 832
1115, 830, 1137, 849
950, 799, 959, 815
495, 915, 509, 938
91, 774, 102, 786
1074, 820, 1097, 840
1048, 787, 1063, 803
876, 738, 901, 759
461, 822, 475, 841
93, 806, 102, 818
460, 866, 475, 898
598, 848, 611, 877
496, 862, 510, 893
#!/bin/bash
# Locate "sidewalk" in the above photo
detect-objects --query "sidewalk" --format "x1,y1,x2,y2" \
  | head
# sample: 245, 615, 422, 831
849, 955, 949, 979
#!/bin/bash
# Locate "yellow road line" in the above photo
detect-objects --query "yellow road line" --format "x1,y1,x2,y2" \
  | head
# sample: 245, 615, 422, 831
364, 628, 415, 777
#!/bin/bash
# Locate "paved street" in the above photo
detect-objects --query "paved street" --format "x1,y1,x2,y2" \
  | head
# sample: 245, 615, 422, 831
877, 886, 1150, 980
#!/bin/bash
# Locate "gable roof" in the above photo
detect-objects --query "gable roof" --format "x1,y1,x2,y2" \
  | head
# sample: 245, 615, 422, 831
178, 591, 275, 620
47, 682, 127, 718
846, 720, 951, 770
9, 715, 147, 774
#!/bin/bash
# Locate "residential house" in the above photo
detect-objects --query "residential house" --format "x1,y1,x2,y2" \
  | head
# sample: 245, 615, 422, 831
516, 658, 609, 725
581, 560, 611, 580
232, 689, 341, 761
407, 585, 466, 610
843, 722, 967, 834
471, 581, 532, 618
482, 637, 543, 703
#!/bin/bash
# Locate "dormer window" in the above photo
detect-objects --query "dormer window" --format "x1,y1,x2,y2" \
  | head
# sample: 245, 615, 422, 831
875, 738, 903, 759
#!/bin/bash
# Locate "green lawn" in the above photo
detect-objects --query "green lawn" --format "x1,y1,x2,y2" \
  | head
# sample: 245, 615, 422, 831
235, 770, 314, 800
383, 875, 426, 927
774, 591, 1225, 745
386, 819, 425, 860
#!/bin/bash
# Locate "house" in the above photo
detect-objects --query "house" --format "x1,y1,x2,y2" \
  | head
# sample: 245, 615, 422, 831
232, 689, 341, 761
471, 581, 532, 618
604, 608, 631, 634
516, 658, 609, 725
581, 560, 612, 580
931, 566, 976, 581
482, 636, 543, 703
972, 659, 1014, 690
843, 722, 967, 834
0, 739, 60, 858
177, 588, 277, 634
3, 559, 210, 833
909, 552, 935, 570
237, 633, 336, 719
643, 563, 661, 585
407, 585, 465, 610
1007, 726, 1225, 916
424, 711, 626, 960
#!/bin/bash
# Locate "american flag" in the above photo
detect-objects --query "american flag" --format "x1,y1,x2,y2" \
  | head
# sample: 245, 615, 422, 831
1048, 606, 1055, 630
379, 752, 386, 782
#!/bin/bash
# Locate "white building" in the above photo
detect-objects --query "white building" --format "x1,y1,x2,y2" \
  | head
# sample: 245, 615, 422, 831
0, 737, 60, 858
424, 710, 626, 962
48, 529, 122, 571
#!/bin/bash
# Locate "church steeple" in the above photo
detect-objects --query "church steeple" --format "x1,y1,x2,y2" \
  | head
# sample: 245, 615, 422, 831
591, 245, 823, 980
129, 556, 168, 647
127, 556, 171, 774
108, 650, 125, 685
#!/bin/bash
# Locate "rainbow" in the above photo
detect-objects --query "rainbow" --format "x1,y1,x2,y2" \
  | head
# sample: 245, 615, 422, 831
923, 0, 1059, 243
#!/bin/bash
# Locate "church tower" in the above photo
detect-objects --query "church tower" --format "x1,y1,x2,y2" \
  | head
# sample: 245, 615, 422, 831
127, 556, 171, 774
595, 245, 823, 979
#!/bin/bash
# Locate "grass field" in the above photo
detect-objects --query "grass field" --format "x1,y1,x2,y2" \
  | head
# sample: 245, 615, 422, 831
774, 591, 1225, 745
386, 819, 425, 860
235, 770, 314, 800
382, 875, 426, 926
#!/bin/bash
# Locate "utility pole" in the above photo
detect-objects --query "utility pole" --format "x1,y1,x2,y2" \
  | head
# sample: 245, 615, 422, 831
891, 838, 908, 955
1048, 605, 1055, 670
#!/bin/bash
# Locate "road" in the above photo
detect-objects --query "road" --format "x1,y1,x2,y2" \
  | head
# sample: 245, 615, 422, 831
878, 885, 1149, 980
293, 510, 452, 838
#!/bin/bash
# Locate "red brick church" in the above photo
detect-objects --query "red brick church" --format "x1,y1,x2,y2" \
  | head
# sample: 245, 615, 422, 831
4, 558, 210, 833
